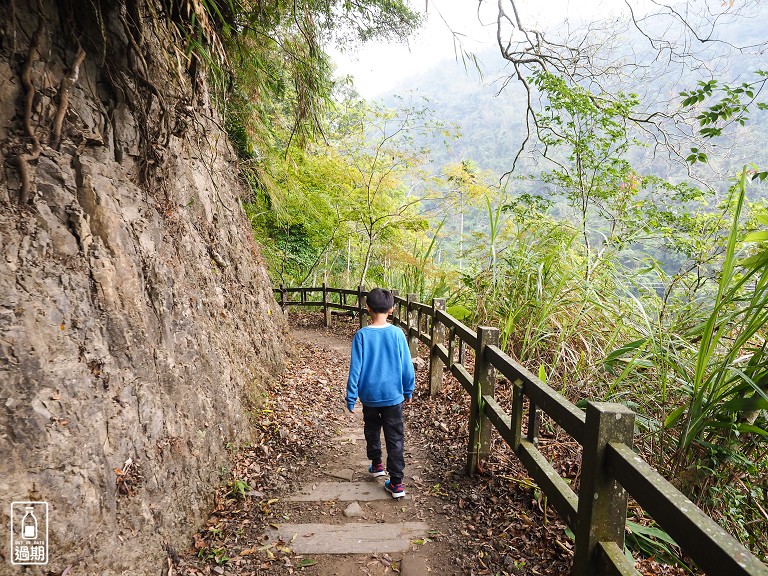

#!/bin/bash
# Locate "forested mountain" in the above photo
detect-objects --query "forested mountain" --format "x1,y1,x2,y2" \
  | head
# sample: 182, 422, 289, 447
371, 22, 768, 289
379, 17, 768, 188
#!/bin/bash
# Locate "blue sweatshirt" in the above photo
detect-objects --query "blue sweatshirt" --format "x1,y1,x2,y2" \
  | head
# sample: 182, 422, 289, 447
345, 324, 415, 412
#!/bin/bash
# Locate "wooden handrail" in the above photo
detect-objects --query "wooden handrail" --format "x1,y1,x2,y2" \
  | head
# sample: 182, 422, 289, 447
607, 442, 768, 575
274, 285, 768, 576
486, 345, 586, 442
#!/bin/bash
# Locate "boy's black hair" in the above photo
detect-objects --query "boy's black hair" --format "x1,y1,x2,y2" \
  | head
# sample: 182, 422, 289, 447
366, 288, 394, 313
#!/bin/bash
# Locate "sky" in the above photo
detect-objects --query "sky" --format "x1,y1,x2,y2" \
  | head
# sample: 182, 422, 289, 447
329, 0, 627, 98
328, 0, 763, 99
329, 2, 495, 98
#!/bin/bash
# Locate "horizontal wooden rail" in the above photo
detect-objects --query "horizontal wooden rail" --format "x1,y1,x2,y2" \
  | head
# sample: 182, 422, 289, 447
517, 438, 579, 528
434, 343, 449, 365
411, 300, 432, 314
486, 345, 586, 442
607, 442, 768, 575
435, 309, 477, 349
598, 541, 641, 576
450, 363, 473, 394
274, 285, 768, 576
281, 287, 308, 293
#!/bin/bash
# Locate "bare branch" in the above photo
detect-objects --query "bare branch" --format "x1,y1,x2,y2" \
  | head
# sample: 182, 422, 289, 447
480, 0, 768, 174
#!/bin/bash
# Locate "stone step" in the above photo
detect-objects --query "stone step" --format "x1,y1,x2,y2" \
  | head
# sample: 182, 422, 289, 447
324, 467, 355, 481
335, 431, 366, 443
268, 522, 429, 554
289, 481, 404, 501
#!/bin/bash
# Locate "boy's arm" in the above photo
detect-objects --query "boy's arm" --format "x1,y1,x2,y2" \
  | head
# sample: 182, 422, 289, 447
400, 332, 415, 400
345, 332, 363, 412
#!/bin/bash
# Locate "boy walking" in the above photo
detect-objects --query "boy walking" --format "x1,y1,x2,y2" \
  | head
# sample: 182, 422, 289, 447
345, 288, 415, 498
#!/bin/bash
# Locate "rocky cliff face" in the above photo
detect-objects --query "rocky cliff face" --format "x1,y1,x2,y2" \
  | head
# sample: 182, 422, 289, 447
0, 2, 286, 573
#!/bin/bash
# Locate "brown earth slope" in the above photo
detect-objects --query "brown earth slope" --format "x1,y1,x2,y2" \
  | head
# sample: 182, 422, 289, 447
0, 2, 285, 573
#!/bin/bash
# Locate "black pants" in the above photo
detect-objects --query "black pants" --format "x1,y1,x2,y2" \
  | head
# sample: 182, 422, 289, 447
362, 403, 405, 484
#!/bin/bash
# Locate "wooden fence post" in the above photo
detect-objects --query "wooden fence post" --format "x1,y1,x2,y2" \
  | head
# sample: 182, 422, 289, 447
406, 293, 418, 358
358, 284, 367, 329
279, 284, 287, 316
573, 402, 635, 576
390, 289, 399, 326
510, 379, 524, 451
323, 282, 331, 327
466, 326, 499, 476
429, 298, 446, 396
528, 402, 541, 445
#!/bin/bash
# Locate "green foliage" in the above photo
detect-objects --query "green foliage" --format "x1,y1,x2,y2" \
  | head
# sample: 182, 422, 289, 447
323, 96, 450, 286
400, 221, 445, 301
681, 71, 768, 180
446, 304, 471, 321
240, 94, 454, 288
610, 171, 768, 470
227, 478, 251, 500
197, 544, 230, 565
533, 72, 647, 281
169, 0, 425, 240
601, 170, 768, 559
172, 0, 422, 126
624, 520, 684, 569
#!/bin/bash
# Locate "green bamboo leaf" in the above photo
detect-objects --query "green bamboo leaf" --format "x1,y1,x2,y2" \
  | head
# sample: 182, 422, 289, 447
743, 231, 768, 242
604, 339, 648, 362
741, 251, 768, 268
664, 405, 687, 428
735, 423, 768, 437
626, 520, 679, 547
721, 397, 768, 412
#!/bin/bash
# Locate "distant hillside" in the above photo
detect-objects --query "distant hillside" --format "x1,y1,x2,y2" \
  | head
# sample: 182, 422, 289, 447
378, 23, 768, 187
380, 50, 533, 178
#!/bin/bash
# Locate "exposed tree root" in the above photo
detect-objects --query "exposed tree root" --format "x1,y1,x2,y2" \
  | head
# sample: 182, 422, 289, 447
117, 3, 171, 186
51, 46, 87, 150
15, 0, 45, 204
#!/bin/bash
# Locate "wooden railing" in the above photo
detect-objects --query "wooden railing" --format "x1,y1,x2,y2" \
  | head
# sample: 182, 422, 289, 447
274, 284, 768, 576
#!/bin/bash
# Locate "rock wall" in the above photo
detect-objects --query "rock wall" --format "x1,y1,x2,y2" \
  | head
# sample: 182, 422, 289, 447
0, 1, 286, 573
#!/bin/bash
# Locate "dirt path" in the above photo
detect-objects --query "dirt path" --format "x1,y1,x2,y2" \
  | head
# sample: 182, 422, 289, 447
177, 315, 465, 575
269, 327, 463, 575
177, 312, 690, 576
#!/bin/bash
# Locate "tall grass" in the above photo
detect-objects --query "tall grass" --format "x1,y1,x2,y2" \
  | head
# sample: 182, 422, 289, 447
463, 202, 637, 394
603, 169, 768, 555
454, 172, 767, 558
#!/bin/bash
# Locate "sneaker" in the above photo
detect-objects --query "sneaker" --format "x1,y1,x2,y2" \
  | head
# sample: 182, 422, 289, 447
368, 462, 386, 477
384, 479, 405, 498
